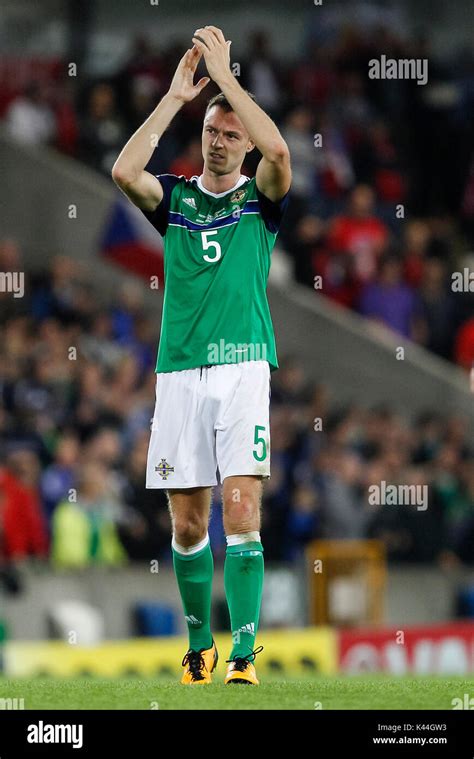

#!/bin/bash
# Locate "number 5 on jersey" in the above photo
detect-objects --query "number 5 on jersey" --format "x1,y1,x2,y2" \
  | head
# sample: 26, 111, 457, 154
201, 230, 221, 263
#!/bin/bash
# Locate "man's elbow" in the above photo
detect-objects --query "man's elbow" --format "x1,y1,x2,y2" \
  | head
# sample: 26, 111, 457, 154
265, 140, 290, 164
111, 162, 136, 189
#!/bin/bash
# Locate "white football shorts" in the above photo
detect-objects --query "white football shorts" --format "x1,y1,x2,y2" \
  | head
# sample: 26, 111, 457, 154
146, 360, 271, 489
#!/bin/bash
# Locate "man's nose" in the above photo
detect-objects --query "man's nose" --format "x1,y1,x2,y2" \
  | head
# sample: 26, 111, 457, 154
211, 133, 222, 147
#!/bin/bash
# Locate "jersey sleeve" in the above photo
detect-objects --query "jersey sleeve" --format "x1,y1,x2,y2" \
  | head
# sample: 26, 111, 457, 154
256, 185, 290, 234
140, 174, 181, 236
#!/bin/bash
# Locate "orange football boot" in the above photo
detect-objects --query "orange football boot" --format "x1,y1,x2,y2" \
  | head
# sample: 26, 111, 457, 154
181, 640, 218, 685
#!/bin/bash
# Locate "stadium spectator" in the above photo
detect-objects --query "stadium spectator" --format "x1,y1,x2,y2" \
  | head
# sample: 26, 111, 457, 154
41, 433, 80, 525
419, 257, 456, 359
0, 455, 48, 562
454, 317, 474, 371
53, 77, 79, 156
261, 458, 291, 561
79, 83, 126, 174
309, 221, 362, 308
329, 71, 373, 145
289, 41, 336, 111
80, 311, 126, 371
30, 255, 88, 324
169, 137, 203, 179
118, 435, 170, 561
317, 447, 367, 540
110, 281, 145, 346
286, 483, 320, 559
357, 254, 425, 339
242, 30, 283, 119
271, 356, 313, 408
280, 106, 318, 231
315, 112, 354, 212
51, 461, 126, 568
402, 220, 432, 289
115, 35, 165, 131
327, 184, 389, 283
367, 471, 447, 563
367, 121, 405, 205
288, 214, 327, 288
4, 82, 56, 145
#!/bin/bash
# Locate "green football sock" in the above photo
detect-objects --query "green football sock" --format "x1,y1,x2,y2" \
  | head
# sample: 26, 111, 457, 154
172, 535, 214, 652
224, 537, 264, 659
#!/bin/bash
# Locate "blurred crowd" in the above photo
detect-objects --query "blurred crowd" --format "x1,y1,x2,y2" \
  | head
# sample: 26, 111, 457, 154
1, 245, 474, 580
1, 20, 474, 582
1, 24, 473, 366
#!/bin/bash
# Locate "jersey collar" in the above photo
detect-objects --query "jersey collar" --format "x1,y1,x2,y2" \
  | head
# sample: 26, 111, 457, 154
196, 174, 248, 198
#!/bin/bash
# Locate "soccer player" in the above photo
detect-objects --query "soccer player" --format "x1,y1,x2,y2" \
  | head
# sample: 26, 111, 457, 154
112, 25, 291, 685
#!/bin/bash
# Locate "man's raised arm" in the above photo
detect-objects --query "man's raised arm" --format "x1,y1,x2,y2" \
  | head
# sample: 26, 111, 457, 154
192, 26, 291, 202
111, 46, 210, 212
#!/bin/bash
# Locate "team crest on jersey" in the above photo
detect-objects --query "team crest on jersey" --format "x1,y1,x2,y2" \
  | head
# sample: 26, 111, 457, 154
155, 458, 175, 480
230, 189, 246, 203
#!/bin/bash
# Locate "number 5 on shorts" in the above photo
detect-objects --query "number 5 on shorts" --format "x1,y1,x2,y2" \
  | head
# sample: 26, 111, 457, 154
253, 425, 267, 462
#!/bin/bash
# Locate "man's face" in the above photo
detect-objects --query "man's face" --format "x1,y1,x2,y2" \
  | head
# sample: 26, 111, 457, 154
202, 105, 254, 176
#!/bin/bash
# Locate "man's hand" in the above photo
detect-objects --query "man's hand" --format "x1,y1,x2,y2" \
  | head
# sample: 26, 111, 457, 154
168, 45, 211, 103
113, 43, 213, 212
191, 25, 291, 202
192, 26, 232, 85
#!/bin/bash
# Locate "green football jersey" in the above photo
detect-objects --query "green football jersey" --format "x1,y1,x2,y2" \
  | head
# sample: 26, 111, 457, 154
142, 173, 288, 373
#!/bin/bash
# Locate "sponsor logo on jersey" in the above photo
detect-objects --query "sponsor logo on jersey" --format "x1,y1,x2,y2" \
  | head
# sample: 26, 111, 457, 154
230, 189, 246, 203
155, 458, 175, 480
183, 197, 197, 209
196, 207, 230, 223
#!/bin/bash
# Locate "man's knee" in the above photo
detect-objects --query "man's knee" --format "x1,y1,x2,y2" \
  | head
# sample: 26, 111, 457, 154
167, 488, 211, 547
223, 490, 260, 534
171, 513, 208, 547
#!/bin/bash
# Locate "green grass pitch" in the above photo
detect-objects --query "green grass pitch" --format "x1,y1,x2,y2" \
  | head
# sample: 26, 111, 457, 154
1, 675, 472, 709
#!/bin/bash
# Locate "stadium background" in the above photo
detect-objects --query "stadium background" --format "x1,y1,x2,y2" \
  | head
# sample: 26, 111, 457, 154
0, 0, 474, 701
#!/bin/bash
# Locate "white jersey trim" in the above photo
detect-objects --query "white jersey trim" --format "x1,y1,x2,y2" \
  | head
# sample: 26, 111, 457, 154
195, 174, 250, 198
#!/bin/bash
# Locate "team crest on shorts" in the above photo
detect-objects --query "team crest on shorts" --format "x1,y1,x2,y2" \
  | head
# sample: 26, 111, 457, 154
155, 458, 175, 480
230, 189, 246, 203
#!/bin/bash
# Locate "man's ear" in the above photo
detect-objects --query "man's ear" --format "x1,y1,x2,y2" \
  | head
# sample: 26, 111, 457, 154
246, 140, 255, 153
